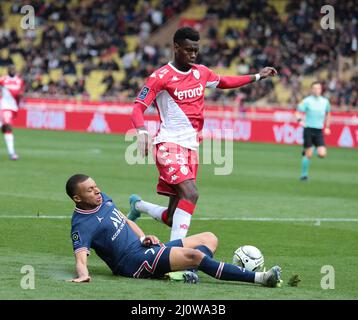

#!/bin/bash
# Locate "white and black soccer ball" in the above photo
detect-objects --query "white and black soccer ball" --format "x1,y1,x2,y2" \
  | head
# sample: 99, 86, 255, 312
232, 245, 265, 272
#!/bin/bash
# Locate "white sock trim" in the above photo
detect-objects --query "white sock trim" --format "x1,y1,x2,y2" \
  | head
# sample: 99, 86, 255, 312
254, 272, 264, 284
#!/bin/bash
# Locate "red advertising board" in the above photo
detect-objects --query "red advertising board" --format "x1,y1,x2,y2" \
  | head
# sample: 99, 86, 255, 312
12, 98, 358, 148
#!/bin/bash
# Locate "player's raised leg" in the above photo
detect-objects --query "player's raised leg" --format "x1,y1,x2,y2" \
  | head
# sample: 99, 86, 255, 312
128, 194, 179, 226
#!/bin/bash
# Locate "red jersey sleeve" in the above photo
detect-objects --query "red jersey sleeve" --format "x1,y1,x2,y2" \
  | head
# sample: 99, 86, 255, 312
135, 74, 164, 108
200, 65, 220, 88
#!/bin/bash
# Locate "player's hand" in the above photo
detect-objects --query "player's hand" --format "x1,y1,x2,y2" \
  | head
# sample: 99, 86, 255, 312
298, 120, 305, 127
67, 276, 91, 283
141, 235, 160, 246
137, 130, 151, 157
324, 128, 331, 135
259, 67, 278, 79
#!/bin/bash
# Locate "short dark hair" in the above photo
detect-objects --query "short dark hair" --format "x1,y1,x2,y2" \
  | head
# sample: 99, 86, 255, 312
66, 174, 89, 199
311, 81, 321, 87
173, 27, 200, 45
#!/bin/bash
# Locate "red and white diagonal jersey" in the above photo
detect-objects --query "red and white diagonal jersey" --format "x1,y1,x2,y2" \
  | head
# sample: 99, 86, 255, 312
0, 75, 24, 105
0, 86, 18, 112
135, 62, 220, 150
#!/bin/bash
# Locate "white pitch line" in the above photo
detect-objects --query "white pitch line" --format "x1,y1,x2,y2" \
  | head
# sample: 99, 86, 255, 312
0, 215, 358, 222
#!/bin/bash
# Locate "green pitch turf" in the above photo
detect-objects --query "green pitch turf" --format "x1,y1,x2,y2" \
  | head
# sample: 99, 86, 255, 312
0, 128, 357, 300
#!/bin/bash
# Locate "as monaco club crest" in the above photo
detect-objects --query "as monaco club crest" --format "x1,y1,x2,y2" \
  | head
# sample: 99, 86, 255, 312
193, 69, 200, 79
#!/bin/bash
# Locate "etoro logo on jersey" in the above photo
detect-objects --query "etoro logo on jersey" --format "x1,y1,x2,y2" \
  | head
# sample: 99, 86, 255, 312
174, 84, 203, 100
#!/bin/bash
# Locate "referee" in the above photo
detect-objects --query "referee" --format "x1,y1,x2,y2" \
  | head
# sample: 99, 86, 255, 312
295, 82, 331, 181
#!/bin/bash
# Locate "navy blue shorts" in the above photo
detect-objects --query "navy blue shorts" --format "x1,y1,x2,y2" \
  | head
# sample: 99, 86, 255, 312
303, 127, 325, 148
116, 239, 183, 278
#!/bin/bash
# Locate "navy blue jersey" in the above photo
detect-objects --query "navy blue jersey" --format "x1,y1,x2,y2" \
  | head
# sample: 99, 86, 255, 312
70, 193, 141, 274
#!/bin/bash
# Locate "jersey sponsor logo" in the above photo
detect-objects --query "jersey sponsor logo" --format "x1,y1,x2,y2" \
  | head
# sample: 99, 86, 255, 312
193, 69, 200, 79
110, 208, 126, 241
138, 86, 150, 100
3, 83, 22, 90
174, 83, 203, 100
72, 231, 81, 245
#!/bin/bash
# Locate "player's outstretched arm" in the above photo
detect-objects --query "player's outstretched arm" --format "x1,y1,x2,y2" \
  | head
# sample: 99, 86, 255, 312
258, 67, 278, 79
67, 250, 91, 283
217, 67, 277, 89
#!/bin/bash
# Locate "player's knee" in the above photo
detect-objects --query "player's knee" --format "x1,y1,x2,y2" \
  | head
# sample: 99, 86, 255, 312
203, 232, 218, 251
318, 150, 326, 158
1, 124, 12, 134
183, 249, 204, 266
305, 151, 313, 159
182, 189, 199, 204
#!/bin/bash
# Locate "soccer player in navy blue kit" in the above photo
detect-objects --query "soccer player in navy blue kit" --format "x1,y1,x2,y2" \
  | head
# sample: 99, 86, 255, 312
66, 174, 281, 286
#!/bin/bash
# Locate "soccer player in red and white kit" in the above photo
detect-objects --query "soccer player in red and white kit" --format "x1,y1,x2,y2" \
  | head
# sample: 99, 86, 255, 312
0, 65, 24, 160
128, 27, 277, 241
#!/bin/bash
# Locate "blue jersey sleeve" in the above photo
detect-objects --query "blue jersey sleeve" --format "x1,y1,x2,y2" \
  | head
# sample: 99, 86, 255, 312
71, 224, 92, 255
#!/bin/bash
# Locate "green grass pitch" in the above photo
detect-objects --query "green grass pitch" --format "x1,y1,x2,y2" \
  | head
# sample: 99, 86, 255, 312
0, 128, 357, 299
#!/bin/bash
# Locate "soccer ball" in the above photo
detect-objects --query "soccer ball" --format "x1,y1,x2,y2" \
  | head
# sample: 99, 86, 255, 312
232, 245, 265, 272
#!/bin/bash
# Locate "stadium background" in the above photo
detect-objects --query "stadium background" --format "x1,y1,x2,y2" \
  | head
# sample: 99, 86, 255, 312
0, 0, 357, 300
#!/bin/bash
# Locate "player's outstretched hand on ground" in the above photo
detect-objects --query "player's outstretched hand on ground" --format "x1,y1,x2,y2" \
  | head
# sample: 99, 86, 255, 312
141, 235, 160, 246
259, 67, 278, 79
67, 276, 91, 283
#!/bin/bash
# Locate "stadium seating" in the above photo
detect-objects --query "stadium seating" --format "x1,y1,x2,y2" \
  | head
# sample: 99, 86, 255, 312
0, 0, 356, 108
